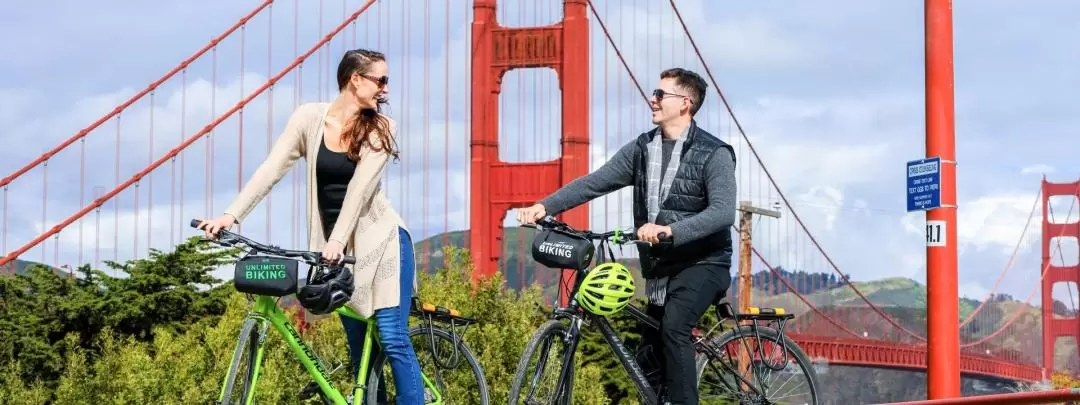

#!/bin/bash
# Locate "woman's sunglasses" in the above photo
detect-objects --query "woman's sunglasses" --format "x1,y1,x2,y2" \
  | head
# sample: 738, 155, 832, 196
359, 73, 389, 88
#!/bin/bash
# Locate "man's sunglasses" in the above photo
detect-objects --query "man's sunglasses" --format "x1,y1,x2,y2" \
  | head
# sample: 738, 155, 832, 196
360, 73, 389, 87
652, 88, 691, 103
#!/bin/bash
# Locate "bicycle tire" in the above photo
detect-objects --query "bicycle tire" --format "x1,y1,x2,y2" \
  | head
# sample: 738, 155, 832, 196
508, 319, 576, 405
366, 325, 490, 405
695, 324, 821, 404
219, 318, 261, 405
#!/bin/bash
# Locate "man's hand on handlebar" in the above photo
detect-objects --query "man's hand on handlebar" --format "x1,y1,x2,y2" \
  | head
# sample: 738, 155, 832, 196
516, 203, 547, 225
196, 214, 237, 239
637, 223, 672, 245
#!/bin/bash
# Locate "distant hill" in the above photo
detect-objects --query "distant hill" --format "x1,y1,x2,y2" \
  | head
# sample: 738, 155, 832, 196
5, 258, 71, 278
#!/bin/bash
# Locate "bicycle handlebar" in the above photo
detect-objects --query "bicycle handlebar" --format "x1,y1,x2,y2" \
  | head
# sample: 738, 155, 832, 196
190, 219, 356, 266
524, 215, 673, 247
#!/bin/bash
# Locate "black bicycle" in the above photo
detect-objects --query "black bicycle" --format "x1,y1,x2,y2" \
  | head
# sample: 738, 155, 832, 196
507, 216, 821, 404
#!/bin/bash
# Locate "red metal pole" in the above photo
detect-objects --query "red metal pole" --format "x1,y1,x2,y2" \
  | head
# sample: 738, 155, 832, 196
925, 0, 961, 399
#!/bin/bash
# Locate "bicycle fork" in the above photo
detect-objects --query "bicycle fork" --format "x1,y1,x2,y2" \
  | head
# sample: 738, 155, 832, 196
546, 317, 579, 405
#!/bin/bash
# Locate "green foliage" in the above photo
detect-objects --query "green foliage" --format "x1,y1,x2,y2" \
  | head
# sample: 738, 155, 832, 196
0, 241, 632, 404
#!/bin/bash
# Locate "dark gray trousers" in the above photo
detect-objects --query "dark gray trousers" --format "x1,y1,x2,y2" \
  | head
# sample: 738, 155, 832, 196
639, 263, 731, 405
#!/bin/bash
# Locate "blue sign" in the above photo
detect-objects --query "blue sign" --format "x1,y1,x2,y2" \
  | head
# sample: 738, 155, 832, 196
906, 157, 941, 212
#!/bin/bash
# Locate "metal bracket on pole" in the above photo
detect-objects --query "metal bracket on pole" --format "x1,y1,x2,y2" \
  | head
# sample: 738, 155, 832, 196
738, 201, 782, 219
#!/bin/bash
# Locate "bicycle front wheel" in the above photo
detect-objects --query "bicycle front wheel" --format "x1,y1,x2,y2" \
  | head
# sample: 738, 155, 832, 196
508, 319, 577, 405
696, 324, 821, 404
367, 325, 489, 404
218, 318, 264, 405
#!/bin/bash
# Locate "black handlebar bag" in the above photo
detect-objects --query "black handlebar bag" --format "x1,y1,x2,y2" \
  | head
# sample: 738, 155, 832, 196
530, 228, 595, 271
234, 256, 299, 297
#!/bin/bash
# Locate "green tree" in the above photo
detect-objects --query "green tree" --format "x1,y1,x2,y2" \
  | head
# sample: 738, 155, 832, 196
0, 236, 236, 384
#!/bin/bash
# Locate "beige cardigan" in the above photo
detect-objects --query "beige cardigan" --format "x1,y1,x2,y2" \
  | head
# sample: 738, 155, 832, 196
223, 102, 413, 319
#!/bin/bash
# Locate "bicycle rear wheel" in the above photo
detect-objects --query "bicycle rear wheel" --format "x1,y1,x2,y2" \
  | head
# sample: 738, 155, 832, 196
508, 319, 576, 405
695, 325, 821, 404
367, 325, 489, 404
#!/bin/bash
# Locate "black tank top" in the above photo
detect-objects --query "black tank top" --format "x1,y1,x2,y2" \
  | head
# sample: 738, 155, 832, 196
316, 138, 357, 237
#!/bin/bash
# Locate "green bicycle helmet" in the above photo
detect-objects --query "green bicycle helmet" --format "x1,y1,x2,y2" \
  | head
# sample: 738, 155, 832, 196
576, 262, 636, 316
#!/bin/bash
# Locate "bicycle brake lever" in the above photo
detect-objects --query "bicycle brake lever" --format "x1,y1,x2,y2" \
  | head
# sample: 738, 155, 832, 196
218, 234, 243, 248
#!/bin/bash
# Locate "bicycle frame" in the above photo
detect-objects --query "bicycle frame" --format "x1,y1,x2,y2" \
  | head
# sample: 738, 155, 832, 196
536, 221, 767, 404
549, 299, 664, 404
540, 227, 667, 405
219, 295, 443, 405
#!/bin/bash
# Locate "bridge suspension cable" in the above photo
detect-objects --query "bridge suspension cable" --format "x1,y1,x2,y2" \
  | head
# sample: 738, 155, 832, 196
0, 0, 380, 268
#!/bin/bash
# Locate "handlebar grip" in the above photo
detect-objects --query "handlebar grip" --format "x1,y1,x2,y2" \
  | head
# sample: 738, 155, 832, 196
654, 232, 674, 246
342, 256, 356, 265
190, 218, 203, 229
537, 215, 560, 227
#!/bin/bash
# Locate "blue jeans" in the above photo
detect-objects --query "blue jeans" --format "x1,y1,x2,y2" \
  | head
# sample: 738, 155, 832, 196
340, 227, 423, 405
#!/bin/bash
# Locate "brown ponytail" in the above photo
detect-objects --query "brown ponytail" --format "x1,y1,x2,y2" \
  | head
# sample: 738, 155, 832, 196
341, 107, 397, 161
335, 48, 399, 161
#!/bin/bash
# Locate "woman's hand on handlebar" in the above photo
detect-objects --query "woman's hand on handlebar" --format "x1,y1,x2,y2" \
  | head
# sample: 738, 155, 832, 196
637, 223, 672, 245
197, 214, 237, 239
322, 239, 347, 265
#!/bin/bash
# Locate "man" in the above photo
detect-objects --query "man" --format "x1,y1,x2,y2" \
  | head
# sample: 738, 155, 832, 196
517, 68, 737, 404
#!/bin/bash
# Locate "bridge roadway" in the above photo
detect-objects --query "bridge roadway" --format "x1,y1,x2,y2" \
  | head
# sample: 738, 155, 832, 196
791, 334, 1043, 382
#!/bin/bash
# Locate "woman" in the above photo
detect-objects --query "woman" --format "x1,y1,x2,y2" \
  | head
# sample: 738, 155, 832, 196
197, 49, 424, 404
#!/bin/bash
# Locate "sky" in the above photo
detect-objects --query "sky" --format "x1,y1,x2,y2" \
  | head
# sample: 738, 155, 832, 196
0, 0, 1078, 307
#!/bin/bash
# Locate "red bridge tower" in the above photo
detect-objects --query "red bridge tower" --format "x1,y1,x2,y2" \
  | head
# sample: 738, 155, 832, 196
469, 0, 591, 284
1041, 178, 1080, 379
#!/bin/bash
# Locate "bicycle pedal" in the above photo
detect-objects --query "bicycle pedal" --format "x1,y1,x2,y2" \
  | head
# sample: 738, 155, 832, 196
299, 380, 320, 400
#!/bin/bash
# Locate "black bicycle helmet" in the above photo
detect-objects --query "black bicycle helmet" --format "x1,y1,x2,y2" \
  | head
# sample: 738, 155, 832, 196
296, 265, 355, 315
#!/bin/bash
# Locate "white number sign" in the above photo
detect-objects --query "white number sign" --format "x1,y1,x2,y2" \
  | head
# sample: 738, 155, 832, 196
926, 220, 946, 247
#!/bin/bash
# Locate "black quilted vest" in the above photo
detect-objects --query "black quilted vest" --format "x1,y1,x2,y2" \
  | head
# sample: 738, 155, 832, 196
631, 120, 736, 279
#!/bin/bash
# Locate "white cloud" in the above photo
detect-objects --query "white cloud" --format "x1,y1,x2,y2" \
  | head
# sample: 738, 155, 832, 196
591, 0, 810, 73
1021, 164, 1055, 175
958, 193, 1044, 254
959, 282, 990, 302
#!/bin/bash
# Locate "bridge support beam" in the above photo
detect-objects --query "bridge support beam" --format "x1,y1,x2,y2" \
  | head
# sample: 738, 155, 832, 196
880, 388, 1080, 405
469, 0, 590, 303
924, 0, 961, 399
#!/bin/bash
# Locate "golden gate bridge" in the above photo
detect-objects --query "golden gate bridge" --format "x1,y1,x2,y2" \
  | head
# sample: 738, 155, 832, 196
2, 0, 1079, 403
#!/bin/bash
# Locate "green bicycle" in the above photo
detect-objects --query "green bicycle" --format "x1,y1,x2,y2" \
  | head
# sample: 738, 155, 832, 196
190, 220, 489, 405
